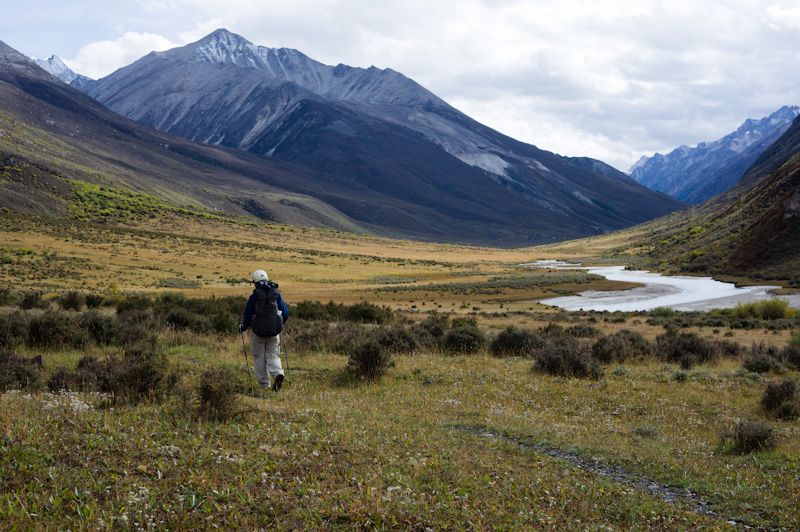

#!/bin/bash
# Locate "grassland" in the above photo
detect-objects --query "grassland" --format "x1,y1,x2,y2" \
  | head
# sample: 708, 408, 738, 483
2, 211, 799, 531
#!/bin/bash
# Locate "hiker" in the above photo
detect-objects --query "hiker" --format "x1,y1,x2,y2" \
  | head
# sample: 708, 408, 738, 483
239, 270, 289, 392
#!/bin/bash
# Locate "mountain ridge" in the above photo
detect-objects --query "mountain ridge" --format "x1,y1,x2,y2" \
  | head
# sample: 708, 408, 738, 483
630, 106, 799, 204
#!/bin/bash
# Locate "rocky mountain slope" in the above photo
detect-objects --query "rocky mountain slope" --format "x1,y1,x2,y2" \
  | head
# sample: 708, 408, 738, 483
630, 106, 799, 204
621, 114, 800, 282
32, 55, 93, 88
78, 29, 685, 244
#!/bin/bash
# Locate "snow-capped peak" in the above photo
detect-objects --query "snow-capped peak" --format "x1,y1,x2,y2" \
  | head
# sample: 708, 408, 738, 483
33, 55, 80, 83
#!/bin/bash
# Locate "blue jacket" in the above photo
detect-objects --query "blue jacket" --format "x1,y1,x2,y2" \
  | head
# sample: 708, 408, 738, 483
242, 281, 289, 331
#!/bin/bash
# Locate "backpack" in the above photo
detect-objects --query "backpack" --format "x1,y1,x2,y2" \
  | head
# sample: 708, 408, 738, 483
251, 283, 283, 337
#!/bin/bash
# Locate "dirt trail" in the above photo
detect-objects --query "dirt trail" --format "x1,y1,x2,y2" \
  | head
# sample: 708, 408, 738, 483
456, 426, 779, 531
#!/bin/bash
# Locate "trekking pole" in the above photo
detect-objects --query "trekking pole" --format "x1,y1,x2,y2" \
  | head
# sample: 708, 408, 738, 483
282, 331, 290, 385
240, 329, 255, 395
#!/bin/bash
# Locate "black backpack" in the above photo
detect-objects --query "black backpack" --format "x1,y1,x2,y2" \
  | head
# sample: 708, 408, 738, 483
251, 284, 283, 337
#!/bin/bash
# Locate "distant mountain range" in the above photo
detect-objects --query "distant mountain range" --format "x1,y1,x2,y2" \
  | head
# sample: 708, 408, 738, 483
630, 106, 800, 204
3, 32, 685, 246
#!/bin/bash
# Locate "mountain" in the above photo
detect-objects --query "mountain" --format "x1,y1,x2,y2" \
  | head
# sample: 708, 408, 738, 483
630, 106, 800, 204
77, 29, 684, 244
621, 114, 800, 283
32, 55, 93, 88
0, 39, 431, 236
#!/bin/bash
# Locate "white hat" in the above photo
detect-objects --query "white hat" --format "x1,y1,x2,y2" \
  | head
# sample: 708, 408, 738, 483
252, 270, 268, 282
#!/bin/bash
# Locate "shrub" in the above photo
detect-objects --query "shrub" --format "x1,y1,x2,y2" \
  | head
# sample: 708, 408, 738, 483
734, 299, 796, 320
343, 302, 394, 324
0, 349, 42, 391
107, 345, 170, 401
116, 295, 152, 313
346, 340, 394, 381
655, 331, 718, 369
790, 329, 800, 347
0, 312, 29, 348
195, 367, 243, 421
489, 325, 542, 358
742, 343, 783, 374
327, 322, 370, 355
721, 420, 777, 454
20, 291, 49, 310
0, 286, 15, 306
443, 326, 486, 354
79, 309, 124, 346
47, 356, 107, 392
532, 338, 603, 380
286, 319, 330, 353
294, 300, 342, 321
652, 306, 675, 318
165, 307, 210, 333
85, 294, 106, 308
412, 313, 450, 348
592, 329, 653, 364
28, 311, 87, 349
783, 344, 800, 371
760, 379, 799, 420
566, 324, 602, 338
372, 324, 421, 354
59, 291, 85, 311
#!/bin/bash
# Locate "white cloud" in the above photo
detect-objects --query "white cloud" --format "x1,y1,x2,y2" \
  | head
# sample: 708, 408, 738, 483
7, 0, 799, 171
65, 32, 179, 79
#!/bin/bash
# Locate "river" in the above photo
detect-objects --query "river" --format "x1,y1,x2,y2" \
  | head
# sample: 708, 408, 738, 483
533, 262, 800, 312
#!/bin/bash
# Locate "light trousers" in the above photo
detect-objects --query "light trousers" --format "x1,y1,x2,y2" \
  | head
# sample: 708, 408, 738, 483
251, 333, 283, 387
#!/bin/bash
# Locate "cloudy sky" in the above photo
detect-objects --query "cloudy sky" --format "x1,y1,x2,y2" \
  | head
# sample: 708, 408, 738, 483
5, 0, 800, 171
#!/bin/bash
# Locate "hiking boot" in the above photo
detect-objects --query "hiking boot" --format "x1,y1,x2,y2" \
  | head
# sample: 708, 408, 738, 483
272, 374, 284, 392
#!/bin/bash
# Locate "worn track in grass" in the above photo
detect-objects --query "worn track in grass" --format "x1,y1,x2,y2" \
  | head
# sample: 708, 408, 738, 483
456, 425, 780, 532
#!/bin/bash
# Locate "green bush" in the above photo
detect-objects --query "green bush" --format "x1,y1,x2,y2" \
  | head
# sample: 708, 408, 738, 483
783, 344, 800, 370
59, 291, 85, 311
0, 349, 42, 391
327, 322, 370, 355
79, 309, 124, 346
343, 302, 394, 324
195, 367, 243, 421
0, 312, 29, 348
734, 299, 796, 320
655, 331, 718, 369
28, 311, 88, 349
760, 379, 799, 420
489, 325, 543, 358
20, 291, 49, 310
411, 313, 451, 348
0, 286, 15, 306
165, 307, 211, 333
346, 340, 394, 381
85, 294, 106, 308
532, 337, 603, 380
651, 306, 675, 318
789, 329, 800, 347
443, 326, 486, 354
721, 420, 777, 454
742, 343, 783, 374
372, 324, 421, 354
592, 329, 653, 364
116, 295, 152, 313
285, 319, 330, 353
294, 300, 343, 321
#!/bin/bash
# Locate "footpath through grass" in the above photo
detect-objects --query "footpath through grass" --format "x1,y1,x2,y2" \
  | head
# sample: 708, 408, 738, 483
2, 343, 799, 531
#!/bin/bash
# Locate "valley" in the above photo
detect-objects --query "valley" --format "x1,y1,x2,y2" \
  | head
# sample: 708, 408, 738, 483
1, 26, 800, 532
